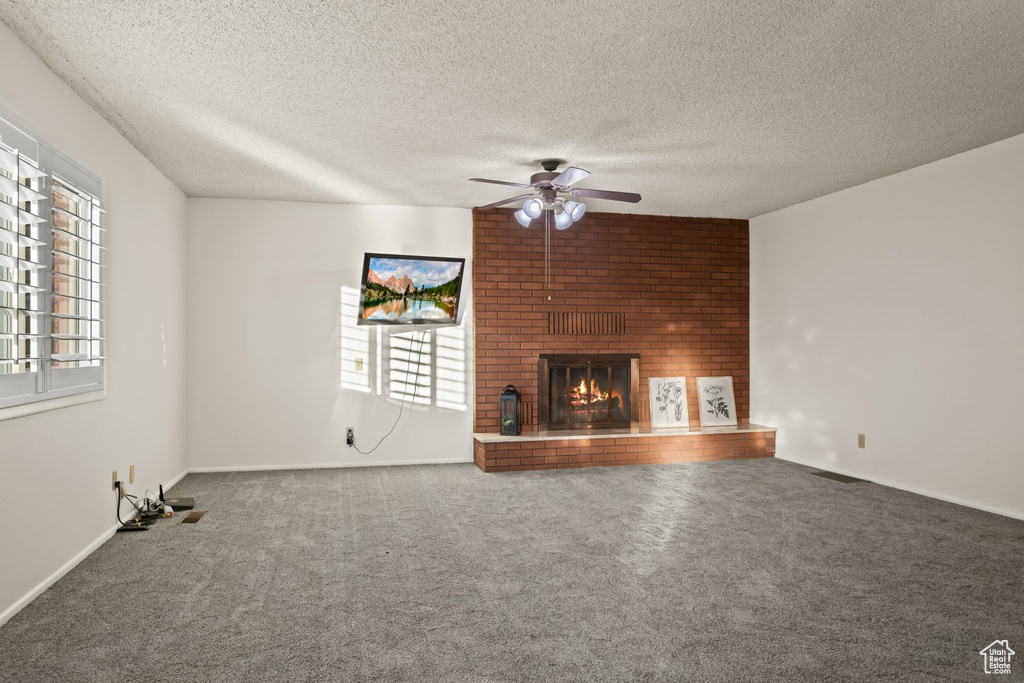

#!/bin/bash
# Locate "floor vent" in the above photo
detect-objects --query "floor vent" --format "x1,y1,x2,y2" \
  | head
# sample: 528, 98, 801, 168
812, 471, 867, 484
180, 511, 206, 524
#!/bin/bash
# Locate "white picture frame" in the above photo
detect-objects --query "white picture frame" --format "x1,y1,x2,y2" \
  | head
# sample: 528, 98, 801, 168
649, 377, 689, 429
697, 376, 738, 427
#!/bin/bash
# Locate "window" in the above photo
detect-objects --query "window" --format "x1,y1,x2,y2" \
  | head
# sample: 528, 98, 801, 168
0, 112, 104, 411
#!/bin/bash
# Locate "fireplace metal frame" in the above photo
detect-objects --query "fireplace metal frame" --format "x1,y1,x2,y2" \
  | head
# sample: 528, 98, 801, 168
538, 353, 640, 431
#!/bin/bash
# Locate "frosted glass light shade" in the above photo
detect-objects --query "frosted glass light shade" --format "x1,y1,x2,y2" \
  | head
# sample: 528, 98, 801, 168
564, 200, 585, 222
522, 198, 542, 219
514, 209, 532, 227
554, 209, 573, 230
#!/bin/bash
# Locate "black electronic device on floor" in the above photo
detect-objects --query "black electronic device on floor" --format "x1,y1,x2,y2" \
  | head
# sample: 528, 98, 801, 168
159, 484, 196, 511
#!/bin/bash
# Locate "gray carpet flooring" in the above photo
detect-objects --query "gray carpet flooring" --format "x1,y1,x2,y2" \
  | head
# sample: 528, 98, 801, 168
1, 459, 1022, 682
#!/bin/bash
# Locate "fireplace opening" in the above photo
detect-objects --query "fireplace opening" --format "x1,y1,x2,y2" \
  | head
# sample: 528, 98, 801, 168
538, 354, 639, 431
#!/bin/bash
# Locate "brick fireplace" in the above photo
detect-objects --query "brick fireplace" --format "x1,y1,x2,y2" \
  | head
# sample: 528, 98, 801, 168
471, 208, 775, 472
538, 353, 639, 431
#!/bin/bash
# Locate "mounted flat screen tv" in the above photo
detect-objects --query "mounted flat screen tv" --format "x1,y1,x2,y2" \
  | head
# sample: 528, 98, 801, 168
357, 253, 466, 325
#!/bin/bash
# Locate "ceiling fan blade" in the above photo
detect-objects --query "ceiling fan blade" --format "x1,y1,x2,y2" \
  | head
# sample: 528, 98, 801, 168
469, 178, 533, 189
477, 193, 534, 210
551, 166, 590, 187
569, 188, 642, 203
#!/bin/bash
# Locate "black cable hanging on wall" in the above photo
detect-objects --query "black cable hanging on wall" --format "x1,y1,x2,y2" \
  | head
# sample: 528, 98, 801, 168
350, 328, 429, 455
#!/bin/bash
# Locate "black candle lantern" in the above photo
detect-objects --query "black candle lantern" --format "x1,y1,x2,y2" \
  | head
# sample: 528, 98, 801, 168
499, 384, 521, 436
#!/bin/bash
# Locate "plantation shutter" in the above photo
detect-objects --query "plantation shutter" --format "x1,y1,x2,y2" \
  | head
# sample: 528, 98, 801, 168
0, 125, 47, 401
0, 113, 104, 409
50, 171, 104, 389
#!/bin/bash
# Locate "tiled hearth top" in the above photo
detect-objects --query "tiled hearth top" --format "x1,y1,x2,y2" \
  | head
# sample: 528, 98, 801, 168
473, 423, 776, 444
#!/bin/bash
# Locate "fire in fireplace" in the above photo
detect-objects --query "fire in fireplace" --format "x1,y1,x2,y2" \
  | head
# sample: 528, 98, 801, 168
538, 354, 640, 431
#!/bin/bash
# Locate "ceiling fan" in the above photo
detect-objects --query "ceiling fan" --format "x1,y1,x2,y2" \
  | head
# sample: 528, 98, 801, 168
469, 159, 641, 229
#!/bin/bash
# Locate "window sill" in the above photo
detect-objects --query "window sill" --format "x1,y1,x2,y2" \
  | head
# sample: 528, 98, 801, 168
0, 390, 106, 422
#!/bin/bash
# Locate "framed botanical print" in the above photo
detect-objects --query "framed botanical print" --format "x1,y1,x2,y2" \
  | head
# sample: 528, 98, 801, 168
696, 376, 737, 427
649, 377, 688, 429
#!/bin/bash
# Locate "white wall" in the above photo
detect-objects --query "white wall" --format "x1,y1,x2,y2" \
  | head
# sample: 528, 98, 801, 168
186, 200, 473, 470
751, 133, 1024, 518
0, 23, 188, 622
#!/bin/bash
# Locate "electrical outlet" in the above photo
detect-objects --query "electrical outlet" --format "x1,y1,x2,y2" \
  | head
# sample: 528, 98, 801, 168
112, 470, 118, 491
129, 465, 135, 484
354, 357, 363, 371
346, 428, 354, 447
858, 433, 866, 449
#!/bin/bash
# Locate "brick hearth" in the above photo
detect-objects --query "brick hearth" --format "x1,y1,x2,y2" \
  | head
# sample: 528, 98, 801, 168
473, 425, 775, 472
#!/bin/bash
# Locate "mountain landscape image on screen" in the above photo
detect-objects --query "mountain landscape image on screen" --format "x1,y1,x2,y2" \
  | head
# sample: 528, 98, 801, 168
361, 257, 463, 322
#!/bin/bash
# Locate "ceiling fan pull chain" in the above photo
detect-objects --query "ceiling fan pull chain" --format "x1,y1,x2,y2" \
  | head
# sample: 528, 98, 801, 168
545, 209, 551, 290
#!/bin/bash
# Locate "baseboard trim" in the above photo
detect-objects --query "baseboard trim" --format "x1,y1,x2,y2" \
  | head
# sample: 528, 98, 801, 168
163, 468, 189, 490
0, 522, 119, 628
1, 459, 468, 624
0, 466, 190, 629
187, 457, 474, 473
776, 453, 1024, 521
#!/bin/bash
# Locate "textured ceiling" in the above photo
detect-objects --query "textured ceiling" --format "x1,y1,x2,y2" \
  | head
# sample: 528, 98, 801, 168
2, 1, 1024, 218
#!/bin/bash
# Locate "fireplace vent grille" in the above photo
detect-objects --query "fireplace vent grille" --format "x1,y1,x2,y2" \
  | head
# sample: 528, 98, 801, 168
547, 312, 626, 336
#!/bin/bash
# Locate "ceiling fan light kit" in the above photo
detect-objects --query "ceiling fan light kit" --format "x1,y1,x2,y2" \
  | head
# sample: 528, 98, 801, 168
470, 159, 641, 230
515, 196, 584, 229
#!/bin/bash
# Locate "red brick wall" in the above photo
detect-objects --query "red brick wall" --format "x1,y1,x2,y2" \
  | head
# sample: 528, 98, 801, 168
473, 209, 749, 433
